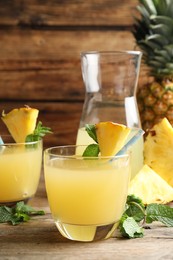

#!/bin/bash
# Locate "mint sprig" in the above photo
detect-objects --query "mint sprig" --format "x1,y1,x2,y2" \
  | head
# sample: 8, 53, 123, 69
118, 195, 173, 238
0, 201, 45, 225
119, 214, 144, 238
82, 124, 100, 157
25, 121, 52, 142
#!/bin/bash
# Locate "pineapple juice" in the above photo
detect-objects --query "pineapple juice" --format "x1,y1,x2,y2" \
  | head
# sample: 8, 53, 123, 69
0, 142, 42, 204
76, 127, 143, 179
44, 148, 130, 242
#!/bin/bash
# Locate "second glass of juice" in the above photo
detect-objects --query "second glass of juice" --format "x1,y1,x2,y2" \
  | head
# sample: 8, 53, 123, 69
0, 136, 42, 205
44, 145, 131, 242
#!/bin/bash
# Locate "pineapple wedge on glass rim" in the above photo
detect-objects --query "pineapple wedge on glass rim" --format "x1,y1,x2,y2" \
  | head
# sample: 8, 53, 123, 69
95, 121, 131, 156
144, 118, 173, 187
133, 0, 173, 131
1, 107, 39, 143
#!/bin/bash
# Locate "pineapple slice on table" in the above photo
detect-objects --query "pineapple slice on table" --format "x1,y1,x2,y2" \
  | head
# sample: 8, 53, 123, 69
2, 106, 39, 143
95, 121, 131, 156
129, 164, 173, 205
144, 118, 173, 187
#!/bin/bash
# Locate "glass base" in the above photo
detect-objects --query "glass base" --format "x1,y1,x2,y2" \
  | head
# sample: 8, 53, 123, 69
55, 221, 119, 242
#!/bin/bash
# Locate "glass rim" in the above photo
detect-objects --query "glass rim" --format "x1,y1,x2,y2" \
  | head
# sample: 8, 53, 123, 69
44, 145, 130, 159
0, 135, 42, 146
81, 50, 142, 57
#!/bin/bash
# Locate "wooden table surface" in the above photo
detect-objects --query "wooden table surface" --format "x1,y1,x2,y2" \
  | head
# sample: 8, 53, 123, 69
1, 173, 173, 260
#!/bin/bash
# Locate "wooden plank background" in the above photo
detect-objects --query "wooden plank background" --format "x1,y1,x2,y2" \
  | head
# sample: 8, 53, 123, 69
0, 0, 142, 148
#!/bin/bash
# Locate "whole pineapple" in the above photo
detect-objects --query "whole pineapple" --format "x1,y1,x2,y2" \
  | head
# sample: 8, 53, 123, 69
133, 0, 173, 131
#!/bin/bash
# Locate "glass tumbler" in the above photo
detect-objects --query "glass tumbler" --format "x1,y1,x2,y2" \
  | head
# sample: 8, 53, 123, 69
0, 135, 42, 205
44, 145, 131, 242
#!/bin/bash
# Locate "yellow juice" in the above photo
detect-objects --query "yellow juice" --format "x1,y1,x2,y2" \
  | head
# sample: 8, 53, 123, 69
44, 154, 130, 241
0, 144, 42, 204
76, 127, 143, 179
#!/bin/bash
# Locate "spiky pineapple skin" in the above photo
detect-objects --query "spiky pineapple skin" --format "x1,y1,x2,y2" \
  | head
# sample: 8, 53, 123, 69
137, 80, 173, 131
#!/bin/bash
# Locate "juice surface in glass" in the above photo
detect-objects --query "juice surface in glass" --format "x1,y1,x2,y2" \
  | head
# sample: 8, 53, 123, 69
76, 127, 143, 179
0, 140, 42, 204
44, 145, 130, 242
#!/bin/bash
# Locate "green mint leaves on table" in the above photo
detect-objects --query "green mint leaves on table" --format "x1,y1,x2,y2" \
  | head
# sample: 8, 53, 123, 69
0, 201, 45, 225
25, 121, 52, 142
118, 194, 173, 239
82, 124, 100, 157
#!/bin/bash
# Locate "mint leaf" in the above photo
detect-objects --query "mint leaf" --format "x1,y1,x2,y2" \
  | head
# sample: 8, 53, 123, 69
82, 144, 100, 157
119, 195, 173, 239
0, 206, 13, 223
126, 194, 144, 205
118, 195, 145, 238
15, 201, 44, 215
81, 124, 99, 157
85, 124, 98, 143
125, 195, 145, 222
146, 203, 173, 227
119, 214, 144, 238
25, 121, 52, 142
0, 202, 45, 225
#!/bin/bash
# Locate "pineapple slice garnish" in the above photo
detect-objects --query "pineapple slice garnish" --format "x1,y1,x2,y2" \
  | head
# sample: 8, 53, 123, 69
129, 165, 173, 205
95, 121, 131, 156
1, 106, 39, 143
144, 118, 173, 187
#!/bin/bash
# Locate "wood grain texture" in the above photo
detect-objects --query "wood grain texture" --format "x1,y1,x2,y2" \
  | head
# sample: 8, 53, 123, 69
0, 29, 136, 61
0, 0, 144, 147
0, 102, 83, 147
0, 0, 138, 26
0, 30, 136, 100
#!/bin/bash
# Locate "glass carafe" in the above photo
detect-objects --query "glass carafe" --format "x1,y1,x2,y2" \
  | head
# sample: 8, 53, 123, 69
76, 51, 143, 178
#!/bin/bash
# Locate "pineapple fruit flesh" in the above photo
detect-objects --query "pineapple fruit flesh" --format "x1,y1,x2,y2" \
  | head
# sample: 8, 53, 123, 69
95, 121, 131, 156
144, 118, 173, 187
2, 107, 39, 143
133, 0, 173, 131
129, 164, 173, 205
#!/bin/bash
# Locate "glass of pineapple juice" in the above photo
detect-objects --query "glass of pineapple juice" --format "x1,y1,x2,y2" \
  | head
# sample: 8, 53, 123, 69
44, 145, 131, 242
0, 135, 42, 205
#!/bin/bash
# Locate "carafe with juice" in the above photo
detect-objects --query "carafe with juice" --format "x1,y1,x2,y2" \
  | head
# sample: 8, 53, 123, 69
76, 51, 143, 179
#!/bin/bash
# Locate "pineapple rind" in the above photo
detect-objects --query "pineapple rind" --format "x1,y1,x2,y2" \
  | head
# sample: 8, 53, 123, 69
138, 80, 173, 130
2, 107, 39, 143
144, 118, 173, 187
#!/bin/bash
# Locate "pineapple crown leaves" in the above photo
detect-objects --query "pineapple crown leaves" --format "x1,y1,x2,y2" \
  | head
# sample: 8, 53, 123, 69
138, 0, 172, 17
133, 0, 173, 78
